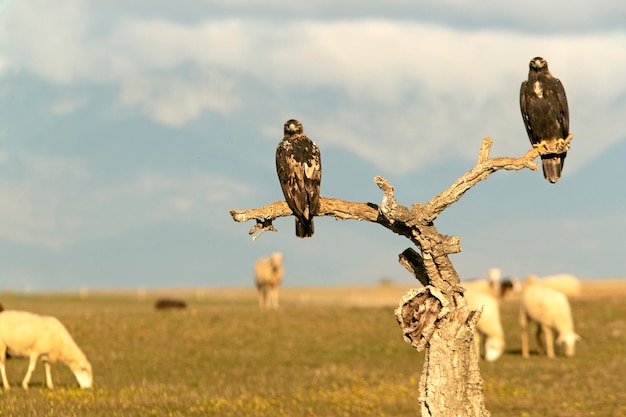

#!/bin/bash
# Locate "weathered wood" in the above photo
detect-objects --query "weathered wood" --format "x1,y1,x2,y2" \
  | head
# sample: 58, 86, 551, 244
230, 136, 558, 416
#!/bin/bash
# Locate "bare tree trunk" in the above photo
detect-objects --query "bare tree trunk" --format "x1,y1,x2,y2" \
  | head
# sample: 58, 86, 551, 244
230, 136, 572, 416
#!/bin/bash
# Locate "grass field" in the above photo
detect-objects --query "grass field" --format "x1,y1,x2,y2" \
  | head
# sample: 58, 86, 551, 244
0, 280, 625, 417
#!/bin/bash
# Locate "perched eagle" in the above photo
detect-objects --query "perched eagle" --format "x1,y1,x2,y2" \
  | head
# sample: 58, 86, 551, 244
276, 119, 322, 238
520, 56, 570, 183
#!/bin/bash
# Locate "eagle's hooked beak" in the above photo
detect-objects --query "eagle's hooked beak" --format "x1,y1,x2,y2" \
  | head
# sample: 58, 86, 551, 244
288, 123, 297, 132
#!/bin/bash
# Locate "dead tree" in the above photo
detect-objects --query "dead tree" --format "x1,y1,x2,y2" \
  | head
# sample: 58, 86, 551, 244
229, 135, 572, 417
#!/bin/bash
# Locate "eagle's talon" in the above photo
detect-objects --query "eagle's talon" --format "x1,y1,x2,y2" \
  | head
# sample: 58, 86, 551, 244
555, 137, 570, 153
533, 141, 549, 153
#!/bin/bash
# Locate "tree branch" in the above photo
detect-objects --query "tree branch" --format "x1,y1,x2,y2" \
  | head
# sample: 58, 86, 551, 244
230, 137, 543, 242
416, 137, 540, 223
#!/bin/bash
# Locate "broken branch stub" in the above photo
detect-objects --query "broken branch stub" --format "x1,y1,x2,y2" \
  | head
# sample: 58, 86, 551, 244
395, 286, 451, 351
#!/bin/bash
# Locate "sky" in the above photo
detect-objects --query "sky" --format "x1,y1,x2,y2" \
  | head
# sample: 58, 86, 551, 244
0, 1, 624, 291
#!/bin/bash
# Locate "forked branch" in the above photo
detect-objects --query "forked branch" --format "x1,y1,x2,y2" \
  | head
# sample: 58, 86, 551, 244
230, 137, 543, 237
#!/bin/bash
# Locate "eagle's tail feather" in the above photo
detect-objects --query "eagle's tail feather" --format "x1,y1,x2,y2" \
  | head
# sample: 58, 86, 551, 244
541, 154, 565, 184
295, 218, 314, 238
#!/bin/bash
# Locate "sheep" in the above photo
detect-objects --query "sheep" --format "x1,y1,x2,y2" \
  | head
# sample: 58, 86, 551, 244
520, 280, 581, 358
462, 279, 495, 297
0, 303, 10, 360
463, 268, 520, 302
154, 298, 187, 311
499, 277, 521, 299
0, 310, 93, 390
461, 268, 503, 298
527, 273, 581, 298
486, 267, 502, 284
254, 252, 284, 310
464, 288, 506, 361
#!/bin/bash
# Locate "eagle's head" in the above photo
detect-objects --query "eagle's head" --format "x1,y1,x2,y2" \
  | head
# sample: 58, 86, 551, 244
284, 119, 303, 136
529, 57, 548, 72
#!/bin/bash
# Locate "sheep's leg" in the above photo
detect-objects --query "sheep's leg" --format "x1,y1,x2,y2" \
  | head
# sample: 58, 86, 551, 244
536, 326, 546, 356
258, 288, 264, 309
543, 325, 555, 358
22, 353, 39, 390
259, 286, 271, 310
0, 364, 8, 389
267, 287, 273, 309
520, 309, 530, 358
0, 347, 9, 389
270, 286, 279, 310
44, 361, 54, 389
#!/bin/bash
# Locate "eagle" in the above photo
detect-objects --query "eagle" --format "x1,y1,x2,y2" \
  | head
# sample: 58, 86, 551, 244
520, 56, 570, 183
275, 119, 322, 238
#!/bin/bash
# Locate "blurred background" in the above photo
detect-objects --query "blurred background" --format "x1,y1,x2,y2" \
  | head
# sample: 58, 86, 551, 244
0, 1, 624, 291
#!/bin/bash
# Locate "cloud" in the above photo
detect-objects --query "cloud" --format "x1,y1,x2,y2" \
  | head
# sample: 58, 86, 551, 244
119, 71, 240, 125
50, 97, 88, 115
0, 151, 253, 248
459, 210, 626, 279
0, 1, 89, 82
95, 0, 626, 34
1, 4, 624, 173
252, 23, 625, 173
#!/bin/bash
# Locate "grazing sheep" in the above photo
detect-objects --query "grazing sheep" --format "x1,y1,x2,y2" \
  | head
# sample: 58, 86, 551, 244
464, 289, 506, 361
463, 267, 521, 302
486, 267, 502, 284
0, 304, 10, 359
527, 273, 581, 298
254, 252, 284, 310
154, 298, 187, 311
0, 310, 93, 390
462, 268, 503, 299
462, 279, 495, 297
520, 281, 580, 358
499, 277, 521, 299
0, 304, 10, 360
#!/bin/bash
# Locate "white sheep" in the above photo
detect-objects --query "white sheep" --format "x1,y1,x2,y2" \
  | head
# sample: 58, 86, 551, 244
462, 279, 496, 297
461, 267, 506, 299
464, 289, 505, 361
520, 281, 581, 358
486, 267, 502, 284
527, 273, 581, 298
254, 252, 284, 310
0, 310, 93, 390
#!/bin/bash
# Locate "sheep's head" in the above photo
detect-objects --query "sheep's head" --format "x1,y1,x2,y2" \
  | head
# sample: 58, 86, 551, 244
269, 252, 284, 272
557, 333, 581, 357
486, 268, 502, 283
499, 277, 520, 299
270, 252, 283, 264
484, 336, 505, 362
72, 360, 93, 389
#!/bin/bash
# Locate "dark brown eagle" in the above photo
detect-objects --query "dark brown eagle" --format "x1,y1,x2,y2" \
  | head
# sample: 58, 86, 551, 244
276, 119, 321, 238
520, 56, 570, 183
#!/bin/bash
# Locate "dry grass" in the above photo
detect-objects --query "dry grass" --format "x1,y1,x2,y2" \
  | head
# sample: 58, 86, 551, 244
0, 279, 625, 416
